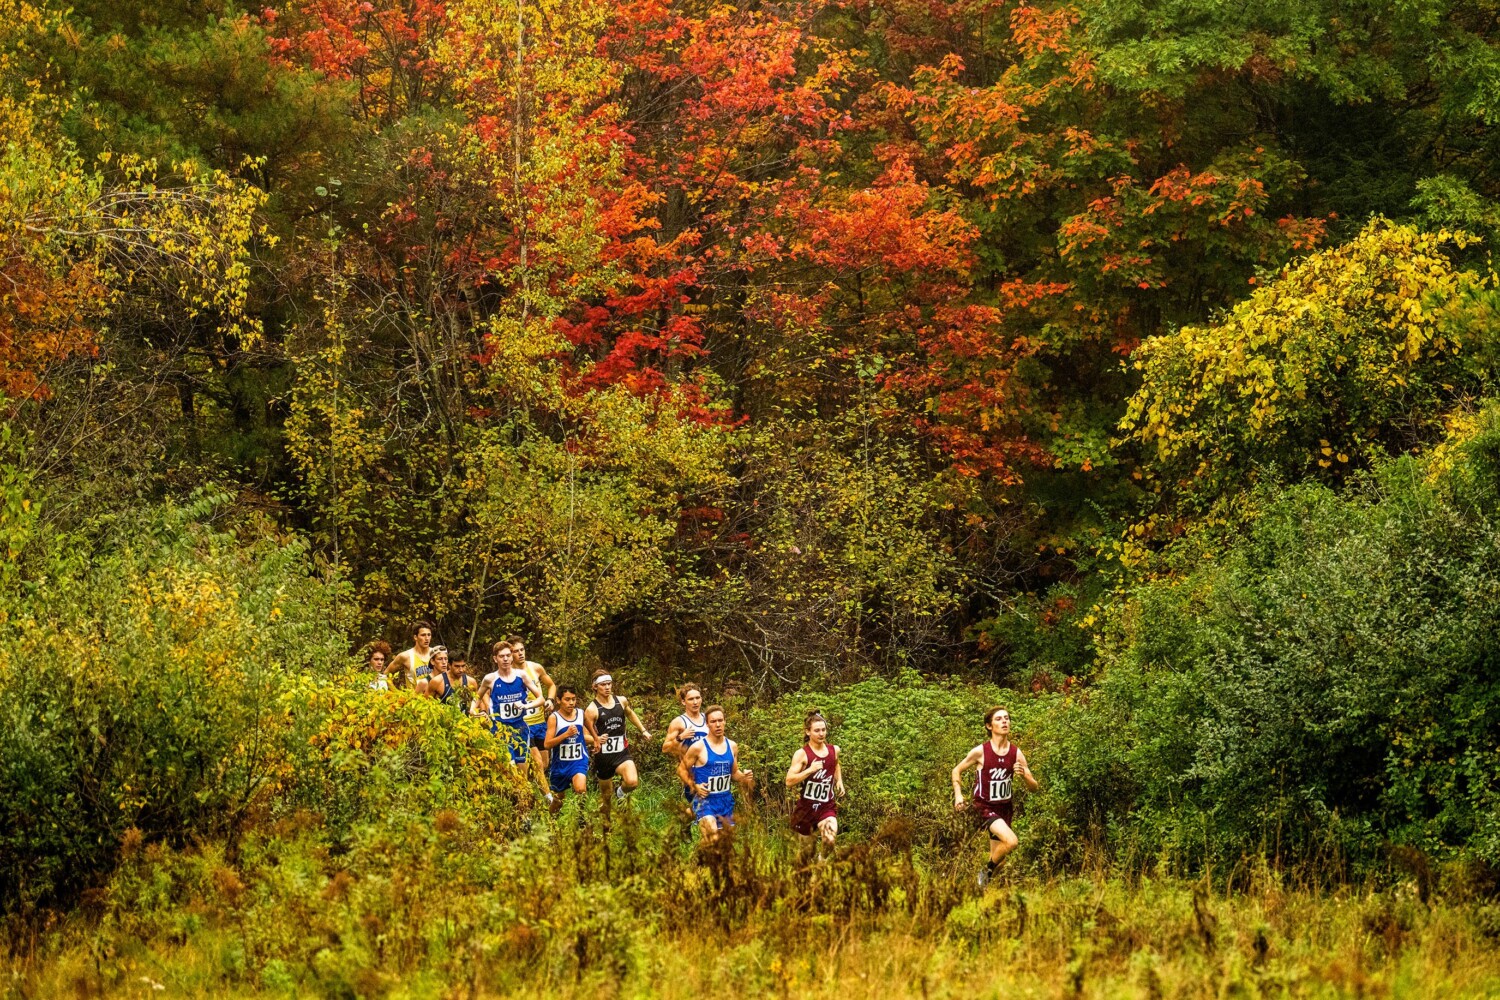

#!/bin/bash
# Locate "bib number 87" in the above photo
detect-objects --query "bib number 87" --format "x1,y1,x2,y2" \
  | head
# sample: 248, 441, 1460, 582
600, 735, 624, 755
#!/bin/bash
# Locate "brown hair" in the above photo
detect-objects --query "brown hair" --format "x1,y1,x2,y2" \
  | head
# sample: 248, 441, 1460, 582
676, 682, 703, 703
590, 669, 612, 688
803, 707, 827, 735
491, 639, 514, 656
507, 635, 526, 646
983, 706, 1011, 732
413, 620, 435, 637
368, 641, 393, 664
704, 704, 726, 722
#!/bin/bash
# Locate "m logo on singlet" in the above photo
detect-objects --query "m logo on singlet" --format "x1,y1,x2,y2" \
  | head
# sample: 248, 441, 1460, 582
600, 735, 625, 755
988, 772, 1012, 801
558, 742, 583, 762
804, 777, 833, 803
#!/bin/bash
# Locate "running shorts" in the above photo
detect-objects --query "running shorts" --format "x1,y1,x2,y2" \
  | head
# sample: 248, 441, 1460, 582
971, 797, 1014, 831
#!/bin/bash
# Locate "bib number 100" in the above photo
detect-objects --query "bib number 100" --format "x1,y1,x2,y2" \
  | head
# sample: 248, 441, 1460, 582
987, 775, 1013, 801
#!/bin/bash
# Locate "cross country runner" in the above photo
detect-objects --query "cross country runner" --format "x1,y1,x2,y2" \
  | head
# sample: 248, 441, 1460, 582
662, 683, 710, 802
951, 706, 1039, 887
678, 705, 754, 841
786, 708, 844, 852
428, 646, 476, 710
543, 686, 590, 813
583, 670, 651, 800
367, 642, 393, 691
511, 635, 559, 804
474, 640, 543, 765
392, 621, 436, 695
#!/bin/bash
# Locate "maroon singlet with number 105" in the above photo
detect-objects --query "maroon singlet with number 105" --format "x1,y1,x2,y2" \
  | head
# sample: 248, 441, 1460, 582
790, 743, 838, 835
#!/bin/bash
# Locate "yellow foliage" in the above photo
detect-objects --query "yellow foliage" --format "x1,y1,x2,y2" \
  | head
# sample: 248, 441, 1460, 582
1120, 220, 1486, 500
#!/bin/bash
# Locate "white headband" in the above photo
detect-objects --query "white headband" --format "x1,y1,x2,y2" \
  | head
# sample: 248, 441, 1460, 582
594, 674, 613, 686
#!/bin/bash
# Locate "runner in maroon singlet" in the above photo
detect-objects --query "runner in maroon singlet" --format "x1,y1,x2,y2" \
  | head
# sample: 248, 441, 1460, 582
785, 709, 844, 853
951, 706, 1038, 887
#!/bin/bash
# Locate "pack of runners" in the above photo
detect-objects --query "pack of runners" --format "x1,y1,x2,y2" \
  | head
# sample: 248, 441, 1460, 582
367, 622, 1040, 882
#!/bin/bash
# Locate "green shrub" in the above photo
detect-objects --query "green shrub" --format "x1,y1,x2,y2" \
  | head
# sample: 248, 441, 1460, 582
0, 485, 349, 910
1091, 404, 1500, 869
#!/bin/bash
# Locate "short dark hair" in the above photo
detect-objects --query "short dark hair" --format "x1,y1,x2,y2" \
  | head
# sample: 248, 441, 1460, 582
557, 685, 578, 699
704, 704, 726, 721
413, 620, 435, 636
507, 634, 526, 646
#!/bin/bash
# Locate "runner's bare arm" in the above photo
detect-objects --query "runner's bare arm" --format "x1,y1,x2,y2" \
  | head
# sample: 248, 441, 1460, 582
582, 703, 600, 750
784, 748, 816, 786
678, 743, 706, 797
542, 713, 567, 750
1016, 747, 1040, 791
662, 716, 687, 756
521, 676, 544, 711
951, 746, 983, 808
471, 676, 493, 717
620, 697, 652, 740
730, 740, 755, 790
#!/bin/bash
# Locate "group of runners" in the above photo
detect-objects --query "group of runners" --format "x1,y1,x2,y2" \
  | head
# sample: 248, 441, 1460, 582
367, 622, 1039, 880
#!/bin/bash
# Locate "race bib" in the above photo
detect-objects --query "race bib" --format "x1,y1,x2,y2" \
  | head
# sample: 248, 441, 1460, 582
804, 778, 833, 804
600, 735, 625, 755
987, 774, 1013, 801
496, 701, 527, 721
557, 742, 583, 762
705, 773, 731, 794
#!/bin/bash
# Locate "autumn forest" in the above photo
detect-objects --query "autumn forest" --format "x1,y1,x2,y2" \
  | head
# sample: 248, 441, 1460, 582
4, 0, 1500, 994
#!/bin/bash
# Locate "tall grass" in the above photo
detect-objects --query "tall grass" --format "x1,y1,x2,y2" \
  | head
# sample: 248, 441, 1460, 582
6, 791, 1500, 999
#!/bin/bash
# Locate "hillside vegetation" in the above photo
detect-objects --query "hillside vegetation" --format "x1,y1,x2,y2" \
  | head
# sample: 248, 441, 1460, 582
4, 0, 1500, 993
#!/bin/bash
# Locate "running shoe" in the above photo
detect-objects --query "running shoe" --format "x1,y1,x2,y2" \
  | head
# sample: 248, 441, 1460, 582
977, 868, 991, 889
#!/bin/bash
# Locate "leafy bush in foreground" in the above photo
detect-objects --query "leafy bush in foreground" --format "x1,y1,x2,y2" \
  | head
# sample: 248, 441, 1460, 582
1093, 405, 1500, 869
0, 474, 529, 913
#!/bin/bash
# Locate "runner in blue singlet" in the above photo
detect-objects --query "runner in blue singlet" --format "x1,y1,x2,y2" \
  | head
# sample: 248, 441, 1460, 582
543, 686, 590, 813
677, 705, 753, 842
473, 640, 542, 765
